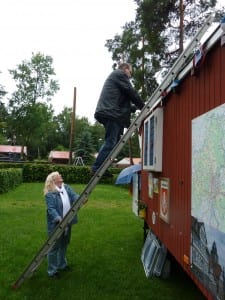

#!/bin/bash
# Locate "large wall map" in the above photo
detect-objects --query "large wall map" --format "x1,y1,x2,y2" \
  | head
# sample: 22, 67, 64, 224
191, 103, 225, 300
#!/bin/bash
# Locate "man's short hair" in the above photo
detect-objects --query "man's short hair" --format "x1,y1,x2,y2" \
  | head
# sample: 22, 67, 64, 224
118, 63, 131, 70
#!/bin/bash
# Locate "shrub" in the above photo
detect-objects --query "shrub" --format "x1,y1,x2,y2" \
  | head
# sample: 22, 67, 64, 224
0, 168, 23, 194
22, 164, 115, 184
0, 162, 24, 169
22, 164, 91, 183
0, 162, 117, 184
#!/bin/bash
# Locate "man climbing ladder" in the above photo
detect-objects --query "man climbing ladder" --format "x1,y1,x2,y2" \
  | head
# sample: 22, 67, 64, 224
91, 62, 144, 176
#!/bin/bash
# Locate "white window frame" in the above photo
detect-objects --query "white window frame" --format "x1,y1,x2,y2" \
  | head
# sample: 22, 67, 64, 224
143, 107, 163, 172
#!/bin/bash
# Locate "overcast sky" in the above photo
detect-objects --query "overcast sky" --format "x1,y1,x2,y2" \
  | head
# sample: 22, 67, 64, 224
0, 0, 137, 123
1, 1, 224, 124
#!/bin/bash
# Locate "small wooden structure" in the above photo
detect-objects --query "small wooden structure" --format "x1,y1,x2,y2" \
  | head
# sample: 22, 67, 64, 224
48, 151, 72, 164
0, 145, 27, 161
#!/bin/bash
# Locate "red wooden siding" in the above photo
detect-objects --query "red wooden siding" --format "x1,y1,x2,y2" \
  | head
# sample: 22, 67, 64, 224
141, 40, 225, 300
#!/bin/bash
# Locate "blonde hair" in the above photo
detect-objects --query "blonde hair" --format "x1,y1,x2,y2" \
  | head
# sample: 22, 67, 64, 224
43, 171, 60, 195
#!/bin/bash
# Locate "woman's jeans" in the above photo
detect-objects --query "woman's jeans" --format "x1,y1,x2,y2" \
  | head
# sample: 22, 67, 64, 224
92, 119, 124, 172
47, 227, 71, 276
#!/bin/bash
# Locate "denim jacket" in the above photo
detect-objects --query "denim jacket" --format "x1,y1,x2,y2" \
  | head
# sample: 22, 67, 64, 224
45, 184, 79, 234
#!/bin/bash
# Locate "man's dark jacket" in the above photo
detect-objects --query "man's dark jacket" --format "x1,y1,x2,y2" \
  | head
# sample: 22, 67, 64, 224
94, 69, 144, 128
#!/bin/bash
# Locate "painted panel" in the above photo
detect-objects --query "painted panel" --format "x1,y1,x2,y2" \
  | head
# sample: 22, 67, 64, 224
191, 104, 225, 300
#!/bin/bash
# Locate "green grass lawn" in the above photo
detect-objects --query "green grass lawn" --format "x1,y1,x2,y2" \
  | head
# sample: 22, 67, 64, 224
0, 183, 205, 300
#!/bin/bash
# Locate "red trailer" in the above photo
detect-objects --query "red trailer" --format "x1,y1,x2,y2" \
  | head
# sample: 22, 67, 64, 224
132, 18, 225, 300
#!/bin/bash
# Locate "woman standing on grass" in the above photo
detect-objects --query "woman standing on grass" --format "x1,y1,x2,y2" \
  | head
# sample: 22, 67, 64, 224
43, 171, 79, 278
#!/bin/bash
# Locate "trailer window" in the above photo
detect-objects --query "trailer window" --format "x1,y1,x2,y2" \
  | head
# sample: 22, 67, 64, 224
143, 107, 163, 172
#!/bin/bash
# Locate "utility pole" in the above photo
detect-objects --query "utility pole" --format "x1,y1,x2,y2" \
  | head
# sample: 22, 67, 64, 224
69, 87, 76, 164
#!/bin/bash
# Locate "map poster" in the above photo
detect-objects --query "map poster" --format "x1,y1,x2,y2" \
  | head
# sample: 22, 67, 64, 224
159, 178, 170, 223
191, 103, 225, 300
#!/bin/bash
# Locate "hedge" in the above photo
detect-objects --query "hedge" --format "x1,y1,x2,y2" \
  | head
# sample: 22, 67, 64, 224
0, 163, 121, 185
0, 168, 23, 194
22, 164, 93, 183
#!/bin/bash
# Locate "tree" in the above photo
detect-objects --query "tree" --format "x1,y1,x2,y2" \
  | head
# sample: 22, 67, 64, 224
74, 116, 91, 142
137, 0, 219, 69
0, 71, 7, 101
7, 52, 59, 159
74, 130, 95, 165
0, 73, 8, 144
0, 86, 6, 101
105, 20, 158, 100
53, 107, 73, 149
89, 121, 105, 153
7, 102, 54, 159
117, 130, 141, 162
46, 110, 96, 162
0, 101, 8, 144
105, 0, 223, 96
